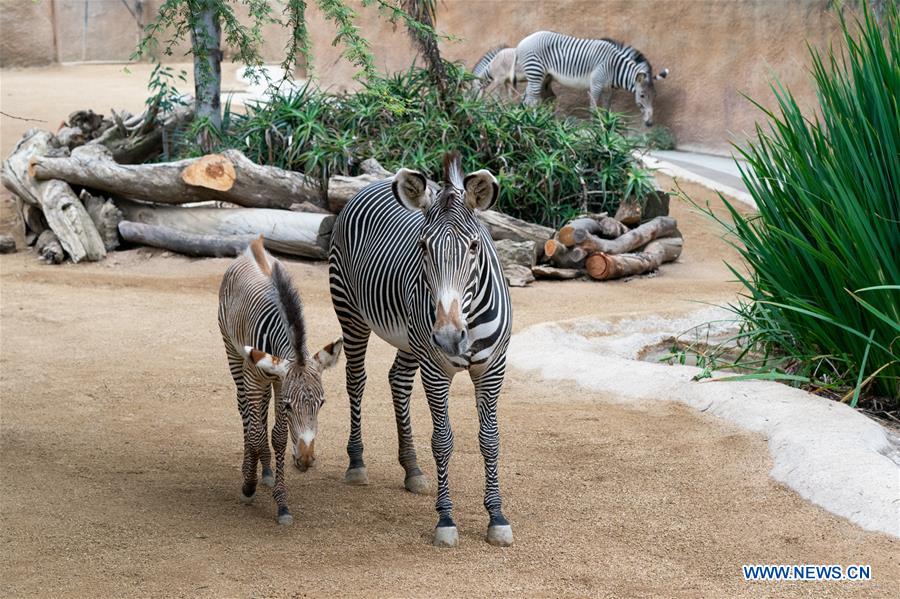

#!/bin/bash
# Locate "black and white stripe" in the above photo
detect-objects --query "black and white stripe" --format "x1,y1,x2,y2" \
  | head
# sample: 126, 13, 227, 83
516, 30, 667, 124
329, 153, 514, 546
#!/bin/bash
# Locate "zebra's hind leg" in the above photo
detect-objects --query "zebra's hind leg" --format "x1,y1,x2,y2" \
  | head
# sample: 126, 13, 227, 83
340, 318, 371, 485
258, 383, 275, 488
473, 357, 513, 547
421, 364, 457, 547
389, 350, 429, 494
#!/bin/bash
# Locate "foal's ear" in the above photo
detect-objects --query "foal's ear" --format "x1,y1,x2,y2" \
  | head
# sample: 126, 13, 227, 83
463, 170, 498, 211
313, 337, 343, 371
243, 346, 290, 378
655, 68, 669, 81
393, 168, 431, 211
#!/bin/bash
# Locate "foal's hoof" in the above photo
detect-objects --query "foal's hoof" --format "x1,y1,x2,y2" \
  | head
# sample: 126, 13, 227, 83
432, 526, 459, 548
261, 467, 275, 488
345, 466, 369, 486
404, 473, 430, 495
277, 507, 293, 526
239, 492, 255, 505
486, 524, 514, 547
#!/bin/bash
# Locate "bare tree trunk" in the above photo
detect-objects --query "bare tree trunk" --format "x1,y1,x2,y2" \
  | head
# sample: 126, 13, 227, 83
190, 1, 223, 151
402, 1, 449, 105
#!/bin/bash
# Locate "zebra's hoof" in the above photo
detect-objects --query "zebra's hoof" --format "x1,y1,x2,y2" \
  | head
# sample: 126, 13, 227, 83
261, 467, 275, 488
404, 473, 430, 495
239, 492, 255, 505
432, 526, 459, 548
277, 513, 293, 526
486, 524, 513, 547
345, 466, 369, 486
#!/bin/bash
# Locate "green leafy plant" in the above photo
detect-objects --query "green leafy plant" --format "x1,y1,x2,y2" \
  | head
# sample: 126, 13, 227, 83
695, 2, 899, 403
176, 63, 655, 227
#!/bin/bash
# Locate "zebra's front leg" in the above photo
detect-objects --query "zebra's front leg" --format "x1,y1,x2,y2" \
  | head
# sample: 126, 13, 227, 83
421, 364, 457, 547
258, 385, 275, 488
239, 374, 267, 504
342, 324, 371, 485
473, 357, 512, 547
270, 393, 292, 525
389, 350, 429, 494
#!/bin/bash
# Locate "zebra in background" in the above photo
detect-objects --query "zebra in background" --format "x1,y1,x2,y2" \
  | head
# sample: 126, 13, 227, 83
329, 153, 514, 547
472, 45, 524, 99
218, 237, 342, 525
516, 30, 670, 125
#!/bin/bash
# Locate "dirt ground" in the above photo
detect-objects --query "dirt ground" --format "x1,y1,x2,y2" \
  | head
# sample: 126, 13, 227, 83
1, 66, 898, 597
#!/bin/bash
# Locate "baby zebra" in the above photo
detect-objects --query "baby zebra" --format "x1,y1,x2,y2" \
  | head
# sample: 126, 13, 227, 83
472, 45, 524, 100
218, 237, 342, 525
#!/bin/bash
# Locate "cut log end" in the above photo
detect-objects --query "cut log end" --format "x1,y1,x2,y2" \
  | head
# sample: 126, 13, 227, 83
181, 154, 237, 192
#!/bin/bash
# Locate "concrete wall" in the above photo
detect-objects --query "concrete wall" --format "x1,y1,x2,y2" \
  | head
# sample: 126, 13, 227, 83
0, 0, 848, 154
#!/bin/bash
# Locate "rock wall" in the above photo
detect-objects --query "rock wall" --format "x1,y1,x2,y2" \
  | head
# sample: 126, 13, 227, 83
1, 0, 849, 154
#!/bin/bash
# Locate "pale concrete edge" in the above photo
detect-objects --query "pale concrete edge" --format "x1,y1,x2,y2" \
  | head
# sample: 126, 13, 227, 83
508, 319, 900, 539
637, 153, 758, 210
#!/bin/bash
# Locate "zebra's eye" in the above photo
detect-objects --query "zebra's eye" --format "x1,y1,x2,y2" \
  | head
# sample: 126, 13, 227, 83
418, 239, 428, 253
469, 239, 480, 254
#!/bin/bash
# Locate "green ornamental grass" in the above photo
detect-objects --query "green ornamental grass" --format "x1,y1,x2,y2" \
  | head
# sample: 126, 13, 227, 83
709, 3, 899, 403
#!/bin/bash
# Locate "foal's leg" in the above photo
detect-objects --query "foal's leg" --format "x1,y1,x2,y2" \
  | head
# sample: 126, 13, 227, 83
420, 362, 456, 547
226, 349, 258, 504
389, 350, 428, 493
258, 383, 275, 487
239, 371, 269, 504
472, 356, 513, 547
270, 386, 292, 525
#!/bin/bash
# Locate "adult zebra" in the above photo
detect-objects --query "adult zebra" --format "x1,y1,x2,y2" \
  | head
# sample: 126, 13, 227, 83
329, 153, 513, 547
516, 30, 669, 126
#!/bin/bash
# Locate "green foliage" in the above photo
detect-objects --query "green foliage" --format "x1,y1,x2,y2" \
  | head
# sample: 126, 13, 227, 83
697, 3, 900, 402
179, 63, 654, 227
631, 125, 676, 150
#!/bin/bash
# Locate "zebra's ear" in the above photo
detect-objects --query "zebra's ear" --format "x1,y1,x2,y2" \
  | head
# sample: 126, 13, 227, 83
655, 68, 669, 81
243, 346, 290, 378
463, 170, 498, 211
313, 337, 343, 371
393, 168, 431, 211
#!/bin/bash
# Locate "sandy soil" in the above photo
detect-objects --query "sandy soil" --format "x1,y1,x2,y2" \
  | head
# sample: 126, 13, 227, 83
1, 176, 897, 598
2, 66, 897, 597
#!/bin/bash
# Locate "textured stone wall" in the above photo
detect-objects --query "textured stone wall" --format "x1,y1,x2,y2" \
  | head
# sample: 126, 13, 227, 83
0, 0, 848, 154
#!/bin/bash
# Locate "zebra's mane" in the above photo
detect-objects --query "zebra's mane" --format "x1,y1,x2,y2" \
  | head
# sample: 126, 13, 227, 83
601, 38, 652, 73
270, 260, 307, 363
473, 45, 508, 77
443, 151, 464, 190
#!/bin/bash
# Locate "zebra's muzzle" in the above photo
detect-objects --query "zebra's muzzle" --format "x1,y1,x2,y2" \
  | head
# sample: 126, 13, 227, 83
432, 327, 469, 357
294, 438, 315, 471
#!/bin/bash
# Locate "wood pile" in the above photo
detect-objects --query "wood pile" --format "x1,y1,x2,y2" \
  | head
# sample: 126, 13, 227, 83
0, 103, 681, 287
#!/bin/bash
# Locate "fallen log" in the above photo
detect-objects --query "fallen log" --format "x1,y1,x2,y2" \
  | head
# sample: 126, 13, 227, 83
577, 216, 677, 255
558, 216, 628, 246
359, 158, 392, 178
585, 237, 683, 281
531, 265, 582, 280
2, 130, 105, 262
118, 221, 254, 258
503, 264, 534, 287
327, 174, 383, 213
614, 198, 641, 226
80, 190, 122, 251
115, 199, 334, 260
91, 102, 194, 164
40, 180, 106, 262
543, 238, 587, 269
494, 239, 536, 269
479, 210, 554, 249
35, 230, 65, 264
29, 145, 324, 210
